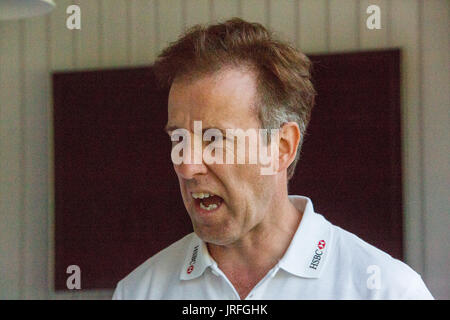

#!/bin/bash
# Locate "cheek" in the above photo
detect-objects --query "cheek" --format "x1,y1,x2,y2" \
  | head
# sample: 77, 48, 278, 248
176, 176, 188, 202
241, 168, 274, 203
227, 165, 265, 202
173, 164, 181, 178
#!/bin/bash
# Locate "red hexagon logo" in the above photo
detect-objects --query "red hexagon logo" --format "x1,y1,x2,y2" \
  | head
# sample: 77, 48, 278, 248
318, 240, 326, 250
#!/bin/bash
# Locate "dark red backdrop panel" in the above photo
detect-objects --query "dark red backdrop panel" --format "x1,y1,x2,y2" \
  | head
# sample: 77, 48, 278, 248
53, 49, 402, 290
291, 49, 402, 260
53, 67, 192, 290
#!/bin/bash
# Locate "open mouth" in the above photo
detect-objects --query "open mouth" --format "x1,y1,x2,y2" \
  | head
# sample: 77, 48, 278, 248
191, 192, 224, 213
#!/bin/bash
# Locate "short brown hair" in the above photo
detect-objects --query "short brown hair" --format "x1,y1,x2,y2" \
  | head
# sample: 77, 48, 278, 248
154, 18, 316, 180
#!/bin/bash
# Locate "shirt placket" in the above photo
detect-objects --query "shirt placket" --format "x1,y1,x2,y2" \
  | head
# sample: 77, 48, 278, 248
245, 265, 280, 300
211, 262, 281, 300
210, 263, 241, 300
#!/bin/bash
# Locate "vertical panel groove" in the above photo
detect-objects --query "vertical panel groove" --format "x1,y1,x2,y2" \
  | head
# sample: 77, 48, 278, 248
72, 1, 78, 68
129, 0, 134, 63
386, 0, 392, 46
182, 0, 187, 31
154, 0, 160, 55
295, 0, 300, 48
417, 0, 426, 281
98, 0, 104, 66
45, 13, 53, 298
45, 14, 52, 300
325, 0, 330, 51
126, 0, 132, 65
237, 0, 243, 17
356, 0, 360, 49
18, 20, 26, 300
209, 0, 214, 22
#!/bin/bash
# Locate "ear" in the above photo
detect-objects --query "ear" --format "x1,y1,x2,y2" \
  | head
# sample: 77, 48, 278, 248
277, 122, 301, 173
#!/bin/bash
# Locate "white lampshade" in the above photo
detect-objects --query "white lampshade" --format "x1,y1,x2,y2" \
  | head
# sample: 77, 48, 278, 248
0, 0, 56, 20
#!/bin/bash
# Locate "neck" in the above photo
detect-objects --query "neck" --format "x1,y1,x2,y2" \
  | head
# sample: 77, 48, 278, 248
207, 193, 303, 273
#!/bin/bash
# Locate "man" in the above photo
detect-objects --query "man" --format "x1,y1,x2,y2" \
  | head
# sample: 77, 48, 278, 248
112, 19, 433, 300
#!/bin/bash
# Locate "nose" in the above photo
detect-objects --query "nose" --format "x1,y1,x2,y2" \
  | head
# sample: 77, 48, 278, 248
174, 162, 208, 180
171, 131, 208, 179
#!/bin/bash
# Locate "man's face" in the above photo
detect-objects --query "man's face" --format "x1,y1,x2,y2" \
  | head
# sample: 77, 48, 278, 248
166, 68, 277, 246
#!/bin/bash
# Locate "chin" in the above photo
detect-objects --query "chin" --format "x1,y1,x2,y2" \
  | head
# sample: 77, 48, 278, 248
193, 226, 236, 246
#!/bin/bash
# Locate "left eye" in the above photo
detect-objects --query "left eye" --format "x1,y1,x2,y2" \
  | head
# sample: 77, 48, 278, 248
207, 136, 226, 144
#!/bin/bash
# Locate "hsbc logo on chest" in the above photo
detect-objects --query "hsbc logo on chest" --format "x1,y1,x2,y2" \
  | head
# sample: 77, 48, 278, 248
309, 240, 326, 270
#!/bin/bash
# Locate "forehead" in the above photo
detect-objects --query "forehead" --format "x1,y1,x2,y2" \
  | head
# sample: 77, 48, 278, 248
167, 68, 260, 131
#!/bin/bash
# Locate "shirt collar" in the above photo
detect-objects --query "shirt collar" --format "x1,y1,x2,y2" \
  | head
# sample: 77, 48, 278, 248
180, 195, 333, 280
278, 195, 333, 278
180, 233, 214, 280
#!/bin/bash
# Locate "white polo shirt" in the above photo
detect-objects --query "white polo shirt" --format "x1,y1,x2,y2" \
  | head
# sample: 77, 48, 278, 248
112, 196, 433, 300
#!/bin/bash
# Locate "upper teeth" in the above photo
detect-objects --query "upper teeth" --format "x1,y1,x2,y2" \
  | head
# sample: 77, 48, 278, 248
192, 192, 211, 199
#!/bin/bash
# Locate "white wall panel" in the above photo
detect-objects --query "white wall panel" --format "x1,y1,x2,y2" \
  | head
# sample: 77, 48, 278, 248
390, 0, 423, 276
359, 0, 388, 49
268, 0, 297, 45
421, 0, 450, 300
240, 0, 268, 25
157, 0, 184, 52
73, 0, 101, 69
22, 16, 50, 299
100, 0, 129, 67
0, 21, 23, 300
211, 0, 240, 22
298, 0, 328, 53
185, 0, 212, 28
130, 0, 158, 65
50, 0, 75, 70
329, 0, 359, 51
